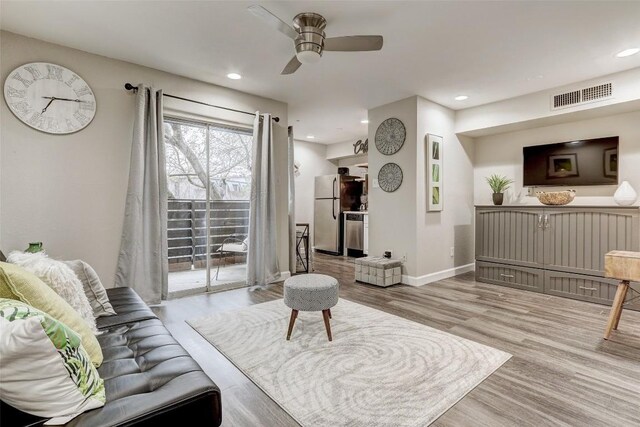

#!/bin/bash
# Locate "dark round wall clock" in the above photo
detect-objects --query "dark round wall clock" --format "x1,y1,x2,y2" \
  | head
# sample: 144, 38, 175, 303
375, 117, 406, 155
378, 162, 403, 192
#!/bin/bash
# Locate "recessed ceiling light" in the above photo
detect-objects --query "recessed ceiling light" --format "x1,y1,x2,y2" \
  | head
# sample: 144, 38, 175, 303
616, 48, 640, 58
454, 95, 468, 101
306, 135, 315, 139
226, 73, 242, 80
360, 119, 369, 124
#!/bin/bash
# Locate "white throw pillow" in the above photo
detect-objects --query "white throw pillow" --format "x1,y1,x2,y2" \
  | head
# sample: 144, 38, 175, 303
7, 251, 97, 333
64, 260, 116, 318
0, 298, 105, 424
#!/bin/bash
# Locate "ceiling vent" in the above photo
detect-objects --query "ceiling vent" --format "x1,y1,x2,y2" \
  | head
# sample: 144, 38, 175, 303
551, 82, 613, 110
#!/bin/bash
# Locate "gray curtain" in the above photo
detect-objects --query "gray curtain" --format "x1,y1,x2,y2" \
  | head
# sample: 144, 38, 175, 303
247, 113, 280, 287
288, 126, 297, 275
115, 85, 168, 304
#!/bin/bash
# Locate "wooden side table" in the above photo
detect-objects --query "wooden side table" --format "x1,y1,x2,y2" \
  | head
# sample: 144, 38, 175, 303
603, 250, 640, 340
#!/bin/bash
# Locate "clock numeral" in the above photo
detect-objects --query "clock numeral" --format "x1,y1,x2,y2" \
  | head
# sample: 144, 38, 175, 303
24, 65, 44, 81
45, 64, 64, 82
10, 101, 31, 115
27, 112, 45, 127
12, 72, 33, 88
79, 100, 96, 112
65, 74, 80, 87
66, 119, 76, 132
73, 111, 90, 126
74, 85, 92, 97
43, 117, 60, 133
6, 86, 27, 99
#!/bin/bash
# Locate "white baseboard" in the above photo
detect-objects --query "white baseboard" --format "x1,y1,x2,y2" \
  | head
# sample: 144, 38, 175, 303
272, 271, 291, 283
401, 263, 475, 287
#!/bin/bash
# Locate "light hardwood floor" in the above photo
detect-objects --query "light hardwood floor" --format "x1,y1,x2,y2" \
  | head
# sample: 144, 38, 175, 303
152, 253, 640, 427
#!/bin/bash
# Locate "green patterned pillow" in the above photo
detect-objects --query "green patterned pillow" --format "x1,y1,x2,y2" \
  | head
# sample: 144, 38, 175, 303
0, 298, 105, 424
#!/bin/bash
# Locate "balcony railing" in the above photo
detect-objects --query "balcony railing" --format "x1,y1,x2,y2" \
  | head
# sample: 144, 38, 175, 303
168, 199, 249, 271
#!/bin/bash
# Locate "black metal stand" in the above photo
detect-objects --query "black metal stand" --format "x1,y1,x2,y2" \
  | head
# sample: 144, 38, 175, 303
296, 223, 310, 273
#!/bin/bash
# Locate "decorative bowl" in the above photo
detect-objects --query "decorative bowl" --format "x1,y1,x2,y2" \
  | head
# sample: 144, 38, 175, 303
536, 190, 576, 205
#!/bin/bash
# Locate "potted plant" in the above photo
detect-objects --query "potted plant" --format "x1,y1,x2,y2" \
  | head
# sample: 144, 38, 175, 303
486, 174, 514, 206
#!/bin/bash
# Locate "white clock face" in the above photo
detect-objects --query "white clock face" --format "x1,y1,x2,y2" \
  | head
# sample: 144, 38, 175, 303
3, 62, 96, 134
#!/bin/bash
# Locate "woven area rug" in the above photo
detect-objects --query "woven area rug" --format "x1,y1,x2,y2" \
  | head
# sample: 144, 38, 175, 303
188, 299, 511, 426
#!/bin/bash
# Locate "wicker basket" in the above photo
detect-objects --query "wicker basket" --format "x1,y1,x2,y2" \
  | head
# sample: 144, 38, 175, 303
536, 190, 576, 205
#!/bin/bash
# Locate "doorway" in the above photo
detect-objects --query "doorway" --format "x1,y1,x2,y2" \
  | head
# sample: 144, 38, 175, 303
164, 118, 253, 297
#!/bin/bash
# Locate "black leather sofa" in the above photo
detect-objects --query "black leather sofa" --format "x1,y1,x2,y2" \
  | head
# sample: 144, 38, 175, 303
1, 287, 222, 427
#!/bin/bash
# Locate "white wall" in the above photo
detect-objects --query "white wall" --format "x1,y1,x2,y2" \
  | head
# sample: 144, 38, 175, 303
368, 97, 419, 276
326, 138, 367, 160
0, 31, 289, 287
474, 110, 640, 206
416, 97, 475, 279
457, 68, 640, 137
292, 139, 336, 245
367, 96, 475, 283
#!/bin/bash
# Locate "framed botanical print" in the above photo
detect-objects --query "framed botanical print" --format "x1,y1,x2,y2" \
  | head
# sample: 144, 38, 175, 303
426, 134, 443, 211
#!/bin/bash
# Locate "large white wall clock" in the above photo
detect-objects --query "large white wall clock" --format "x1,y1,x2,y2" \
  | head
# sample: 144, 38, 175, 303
3, 62, 96, 134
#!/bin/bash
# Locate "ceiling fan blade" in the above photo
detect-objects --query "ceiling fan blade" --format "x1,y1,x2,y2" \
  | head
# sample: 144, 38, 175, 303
324, 35, 383, 52
247, 5, 298, 40
281, 56, 302, 75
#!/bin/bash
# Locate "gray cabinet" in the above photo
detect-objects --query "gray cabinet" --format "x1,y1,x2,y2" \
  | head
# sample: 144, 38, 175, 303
476, 261, 544, 293
475, 206, 640, 310
544, 270, 640, 309
476, 208, 544, 268
544, 208, 639, 276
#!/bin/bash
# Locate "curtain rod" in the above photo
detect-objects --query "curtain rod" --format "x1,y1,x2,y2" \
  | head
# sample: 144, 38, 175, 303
124, 83, 280, 123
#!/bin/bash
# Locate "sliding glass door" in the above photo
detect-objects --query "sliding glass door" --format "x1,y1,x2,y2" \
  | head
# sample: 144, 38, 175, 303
164, 118, 252, 296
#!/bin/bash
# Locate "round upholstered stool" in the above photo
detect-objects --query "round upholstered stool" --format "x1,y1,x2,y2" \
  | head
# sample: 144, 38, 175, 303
284, 274, 339, 341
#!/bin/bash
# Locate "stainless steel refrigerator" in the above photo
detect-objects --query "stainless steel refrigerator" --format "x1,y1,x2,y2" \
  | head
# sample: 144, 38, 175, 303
314, 175, 362, 255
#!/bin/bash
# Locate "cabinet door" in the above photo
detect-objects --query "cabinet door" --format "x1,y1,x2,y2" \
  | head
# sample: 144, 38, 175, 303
476, 208, 544, 268
476, 261, 544, 293
544, 270, 640, 310
543, 208, 640, 276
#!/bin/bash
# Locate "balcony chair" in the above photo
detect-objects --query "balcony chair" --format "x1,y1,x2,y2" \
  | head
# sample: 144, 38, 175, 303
215, 235, 248, 280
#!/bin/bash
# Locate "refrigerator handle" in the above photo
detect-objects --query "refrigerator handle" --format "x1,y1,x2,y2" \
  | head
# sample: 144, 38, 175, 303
332, 177, 337, 220
332, 177, 337, 199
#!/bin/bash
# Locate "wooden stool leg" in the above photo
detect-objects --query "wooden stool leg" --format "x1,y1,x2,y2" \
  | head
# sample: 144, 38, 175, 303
613, 283, 629, 330
328, 308, 332, 319
604, 281, 628, 340
322, 309, 332, 341
286, 309, 298, 340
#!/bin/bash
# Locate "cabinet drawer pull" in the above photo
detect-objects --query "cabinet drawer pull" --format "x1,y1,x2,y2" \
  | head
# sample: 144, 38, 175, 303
579, 286, 598, 291
500, 274, 515, 279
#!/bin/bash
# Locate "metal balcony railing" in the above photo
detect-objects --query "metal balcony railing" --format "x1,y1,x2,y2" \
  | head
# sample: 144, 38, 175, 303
167, 199, 249, 269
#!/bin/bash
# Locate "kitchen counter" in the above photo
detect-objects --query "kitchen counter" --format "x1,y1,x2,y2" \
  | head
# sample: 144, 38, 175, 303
344, 211, 368, 214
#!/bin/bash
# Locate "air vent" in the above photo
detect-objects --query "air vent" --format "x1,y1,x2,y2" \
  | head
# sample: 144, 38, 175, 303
582, 82, 612, 102
553, 90, 581, 109
551, 82, 613, 110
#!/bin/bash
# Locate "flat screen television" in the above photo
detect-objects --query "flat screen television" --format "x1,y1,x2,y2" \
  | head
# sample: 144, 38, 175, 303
523, 136, 618, 186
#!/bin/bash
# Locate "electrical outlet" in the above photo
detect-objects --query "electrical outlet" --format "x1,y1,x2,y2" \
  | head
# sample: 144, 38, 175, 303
372, 178, 379, 188
450, 247, 455, 257
401, 254, 407, 263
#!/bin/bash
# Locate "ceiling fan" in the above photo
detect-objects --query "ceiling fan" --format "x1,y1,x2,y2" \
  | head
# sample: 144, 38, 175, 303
248, 5, 384, 75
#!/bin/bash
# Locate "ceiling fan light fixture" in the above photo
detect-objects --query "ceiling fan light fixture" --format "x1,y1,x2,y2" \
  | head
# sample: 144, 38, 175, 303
297, 50, 322, 64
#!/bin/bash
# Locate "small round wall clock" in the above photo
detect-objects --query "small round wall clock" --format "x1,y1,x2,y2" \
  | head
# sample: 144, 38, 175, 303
378, 162, 403, 192
3, 62, 96, 134
375, 117, 406, 155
